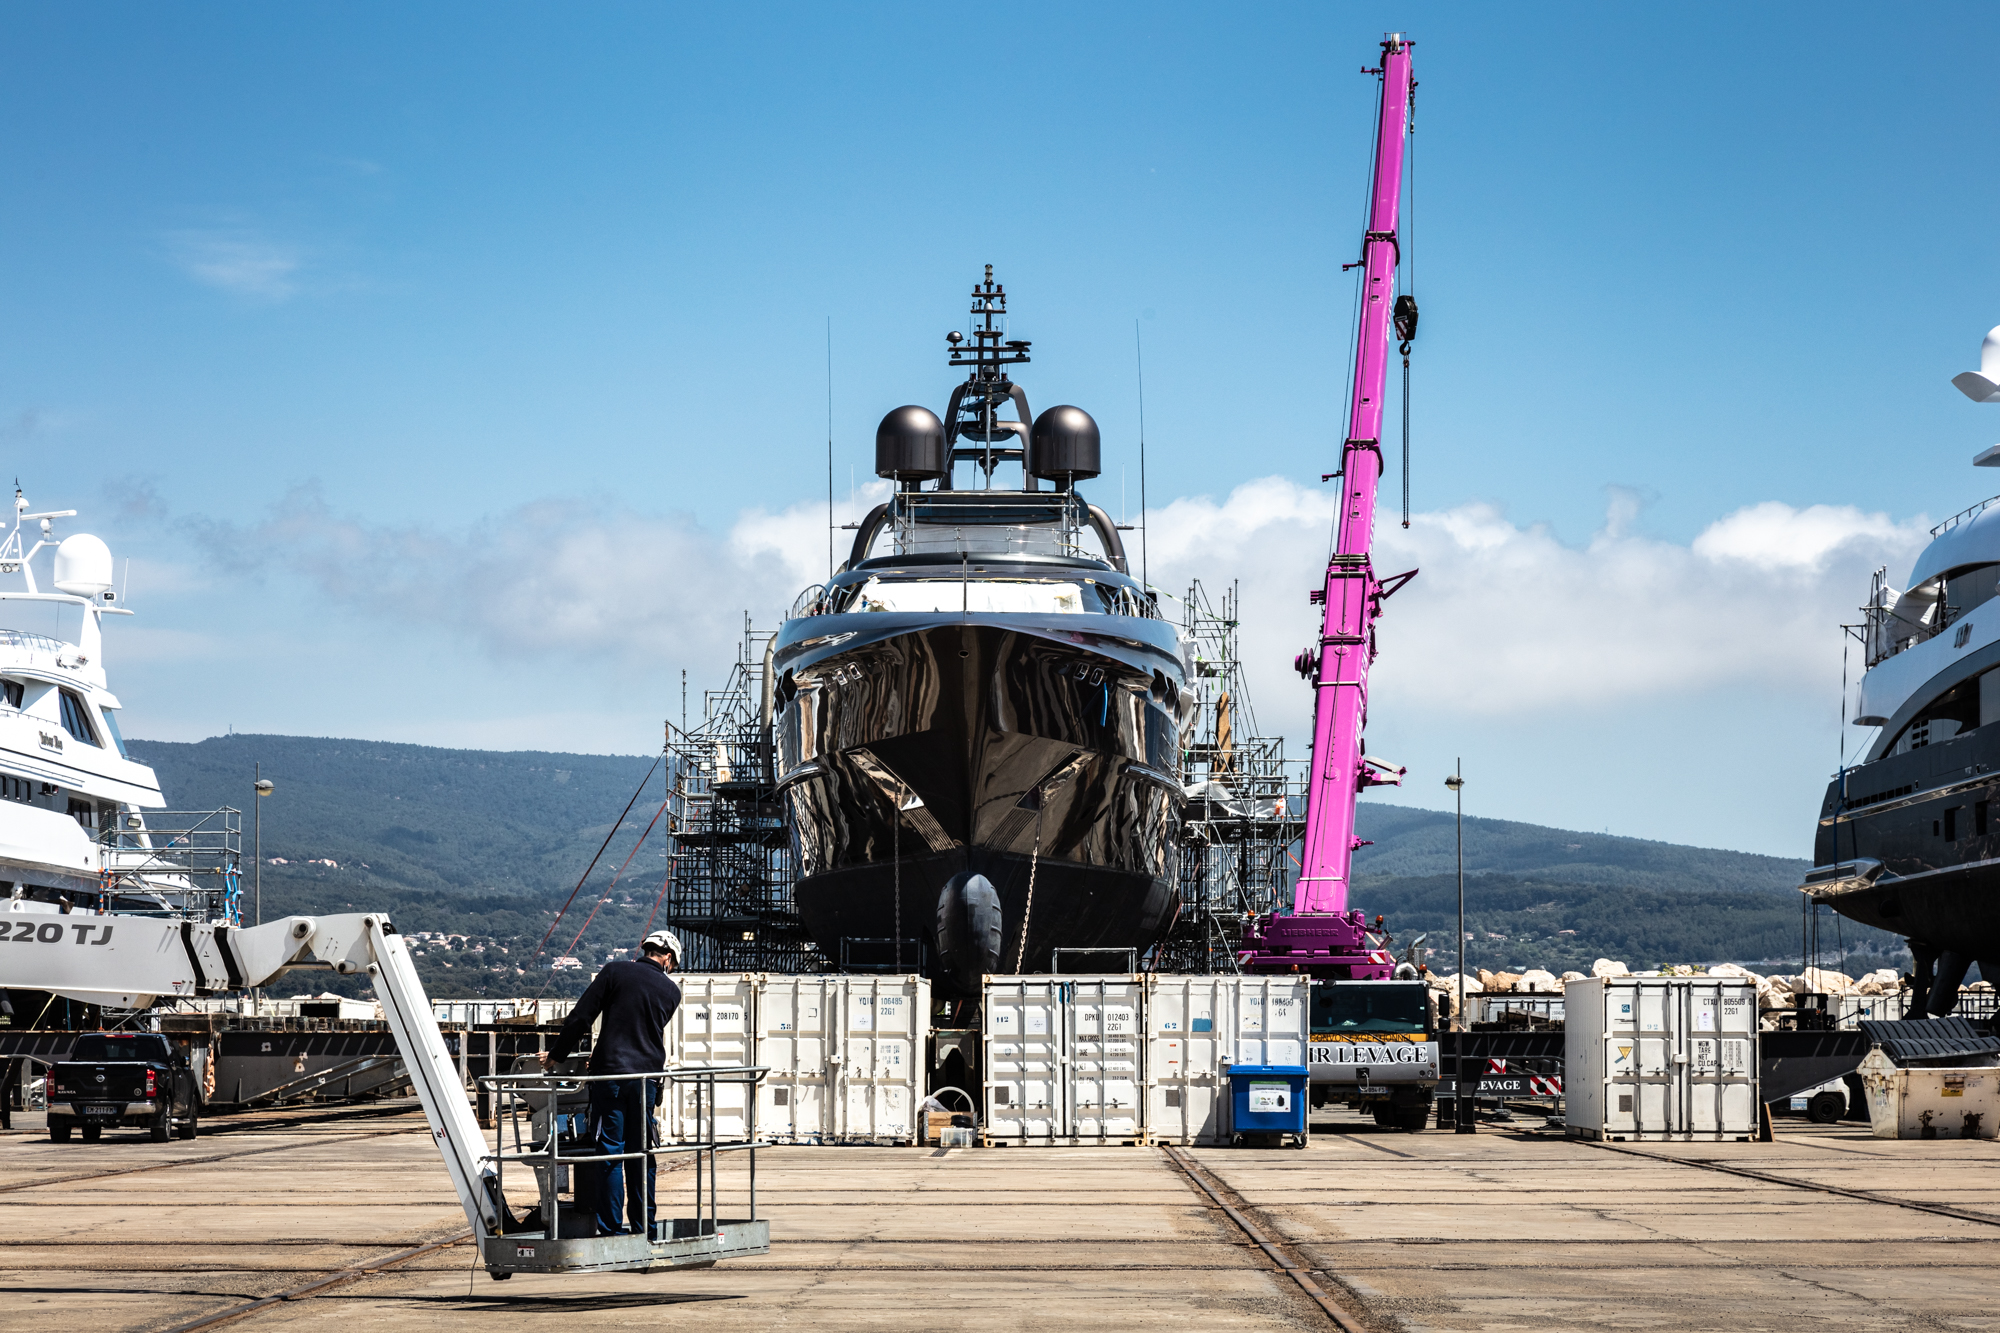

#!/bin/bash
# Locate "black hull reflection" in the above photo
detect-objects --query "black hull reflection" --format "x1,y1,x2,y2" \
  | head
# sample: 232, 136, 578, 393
775, 614, 1186, 992
1813, 722, 2000, 991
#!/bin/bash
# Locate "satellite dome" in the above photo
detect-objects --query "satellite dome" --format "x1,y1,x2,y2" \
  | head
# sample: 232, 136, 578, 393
53, 533, 114, 597
1029, 405, 1101, 482
875, 405, 948, 482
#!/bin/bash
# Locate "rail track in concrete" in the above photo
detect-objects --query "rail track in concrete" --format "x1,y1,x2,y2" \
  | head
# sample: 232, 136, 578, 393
1589, 1138, 2000, 1228
1162, 1144, 1371, 1331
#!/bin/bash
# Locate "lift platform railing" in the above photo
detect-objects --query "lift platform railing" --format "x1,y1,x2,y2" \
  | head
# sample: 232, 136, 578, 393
474, 1063, 771, 1277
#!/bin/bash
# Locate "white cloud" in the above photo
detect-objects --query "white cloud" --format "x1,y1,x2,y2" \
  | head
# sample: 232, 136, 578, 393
1144, 479, 1932, 725
166, 230, 302, 300
192, 476, 1931, 741
196, 482, 893, 680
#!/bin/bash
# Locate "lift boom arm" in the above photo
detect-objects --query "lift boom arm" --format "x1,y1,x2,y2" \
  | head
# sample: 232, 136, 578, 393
2, 903, 503, 1238
1239, 36, 1414, 978
1298, 35, 1414, 916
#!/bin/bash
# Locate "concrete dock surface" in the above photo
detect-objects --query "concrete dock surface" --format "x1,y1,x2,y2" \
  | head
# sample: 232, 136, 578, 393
3, 1106, 1998, 1332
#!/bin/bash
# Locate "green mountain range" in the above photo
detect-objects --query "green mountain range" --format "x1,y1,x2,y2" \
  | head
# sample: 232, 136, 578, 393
125, 734, 1894, 996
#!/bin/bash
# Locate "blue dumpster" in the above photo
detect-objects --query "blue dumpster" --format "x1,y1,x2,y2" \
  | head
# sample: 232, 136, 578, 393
1228, 1064, 1309, 1148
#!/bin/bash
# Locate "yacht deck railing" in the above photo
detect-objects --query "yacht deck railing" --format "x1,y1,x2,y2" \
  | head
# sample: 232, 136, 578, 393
98, 807, 243, 923
1931, 493, 2000, 538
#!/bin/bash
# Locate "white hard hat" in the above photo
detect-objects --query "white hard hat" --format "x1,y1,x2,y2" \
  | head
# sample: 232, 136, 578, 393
642, 930, 683, 962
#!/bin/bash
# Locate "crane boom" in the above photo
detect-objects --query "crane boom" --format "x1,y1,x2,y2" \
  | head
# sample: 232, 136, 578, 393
1242, 35, 1415, 978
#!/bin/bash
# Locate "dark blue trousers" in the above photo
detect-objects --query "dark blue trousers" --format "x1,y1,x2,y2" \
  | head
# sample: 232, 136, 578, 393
584, 1078, 658, 1237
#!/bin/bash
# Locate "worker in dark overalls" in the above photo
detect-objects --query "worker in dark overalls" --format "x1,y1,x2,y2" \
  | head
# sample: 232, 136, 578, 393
542, 930, 682, 1238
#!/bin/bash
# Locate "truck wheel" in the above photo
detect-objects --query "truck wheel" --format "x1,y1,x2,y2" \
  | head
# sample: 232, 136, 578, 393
49, 1121, 71, 1143
176, 1108, 198, 1141
80, 1125, 101, 1142
1370, 1103, 1395, 1127
1396, 1107, 1431, 1133
150, 1109, 171, 1143
1807, 1092, 1845, 1125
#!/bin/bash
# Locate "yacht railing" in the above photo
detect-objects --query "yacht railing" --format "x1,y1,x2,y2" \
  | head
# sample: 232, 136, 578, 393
787, 584, 829, 620
1931, 493, 2000, 538
98, 807, 244, 923
0, 629, 71, 655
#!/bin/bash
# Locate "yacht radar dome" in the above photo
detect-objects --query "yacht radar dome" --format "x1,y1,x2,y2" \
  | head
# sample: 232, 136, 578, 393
53, 532, 114, 597
1029, 405, 1102, 483
875, 406, 948, 483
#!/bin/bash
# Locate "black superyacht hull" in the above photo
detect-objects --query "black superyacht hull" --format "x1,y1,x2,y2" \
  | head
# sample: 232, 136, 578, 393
774, 612, 1185, 992
1811, 722, 2000, 992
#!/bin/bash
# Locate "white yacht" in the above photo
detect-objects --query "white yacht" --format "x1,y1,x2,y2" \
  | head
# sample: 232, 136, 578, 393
0, 489, 236, 920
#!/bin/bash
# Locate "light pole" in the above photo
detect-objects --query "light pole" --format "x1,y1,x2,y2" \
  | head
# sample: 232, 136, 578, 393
254, 769, 273, 927
1445, 762, 1472, 1134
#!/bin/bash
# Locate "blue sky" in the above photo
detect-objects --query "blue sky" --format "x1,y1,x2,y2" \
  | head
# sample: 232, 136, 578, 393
4, 3, 1998, 856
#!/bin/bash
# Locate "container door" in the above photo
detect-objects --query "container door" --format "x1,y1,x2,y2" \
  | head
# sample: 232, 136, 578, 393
1065, 979, 1143, 1139
1600, 983, 1641, 1136
663, 975, 755, 1143
757, 978, 832, 1144
1693, 982, 1758, 1137
1147, 976, 1225, 1144
1236, 983, 1267, 1066
1264, 982, 1306, 1067
836, 977, 920, 1143
984, 980, 1061, 1140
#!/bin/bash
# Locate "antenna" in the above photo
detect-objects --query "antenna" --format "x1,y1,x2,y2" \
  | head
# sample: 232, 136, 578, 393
1134, 319, 1149, 589
826, 316, 835, 580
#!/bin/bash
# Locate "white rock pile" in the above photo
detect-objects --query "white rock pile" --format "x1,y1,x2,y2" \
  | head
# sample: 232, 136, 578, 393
1419, 959, 1962, 1028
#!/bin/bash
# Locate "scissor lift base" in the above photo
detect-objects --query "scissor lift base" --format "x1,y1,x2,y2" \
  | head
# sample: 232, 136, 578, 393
483, 1219, 770, 1275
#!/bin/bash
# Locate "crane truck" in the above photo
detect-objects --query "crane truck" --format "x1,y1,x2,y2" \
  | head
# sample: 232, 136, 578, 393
1237, 34, 1441, 1130
2, 897, 769, 1278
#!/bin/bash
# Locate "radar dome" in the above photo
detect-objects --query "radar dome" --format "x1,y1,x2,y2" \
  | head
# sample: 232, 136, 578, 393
53, 533, 114, 597
1029, 405, 1101, 482
875, 405, 948, 482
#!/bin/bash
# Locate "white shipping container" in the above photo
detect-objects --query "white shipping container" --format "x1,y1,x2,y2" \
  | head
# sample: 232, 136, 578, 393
769, 975, 925, 1145
660, 974, 760, 1142
1836, 991, 1912, 1027
1565, 977, 1759, 1142
1147, 975, 1307, 1145
657, 974, 929, 1145
984, 976, 1145, 1143
1858, 1049, 2000, 1139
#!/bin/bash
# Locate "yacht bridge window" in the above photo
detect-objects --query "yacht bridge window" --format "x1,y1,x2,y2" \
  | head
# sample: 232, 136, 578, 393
0, 681, 20, 708
1884, 669, 2000, 756
57, 690, 100, 747
99, 706, 128, 758
836, 575, 1148, 617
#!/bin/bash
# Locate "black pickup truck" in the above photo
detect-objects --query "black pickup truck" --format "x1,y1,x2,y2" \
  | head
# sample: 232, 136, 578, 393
47, 1032, 200, 1143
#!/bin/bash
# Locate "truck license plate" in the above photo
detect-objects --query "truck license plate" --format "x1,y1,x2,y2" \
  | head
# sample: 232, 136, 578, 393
83, 1105, 118, 1116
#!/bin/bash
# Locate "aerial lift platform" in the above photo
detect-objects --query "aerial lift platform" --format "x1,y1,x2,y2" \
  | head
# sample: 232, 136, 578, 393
4, 901, 769, 1279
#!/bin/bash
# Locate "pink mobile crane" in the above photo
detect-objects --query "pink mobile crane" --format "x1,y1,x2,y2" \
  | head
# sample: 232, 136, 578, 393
1240, 36, 1418, 982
